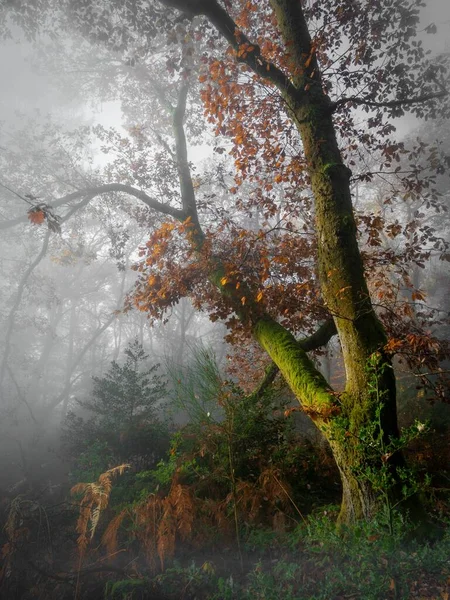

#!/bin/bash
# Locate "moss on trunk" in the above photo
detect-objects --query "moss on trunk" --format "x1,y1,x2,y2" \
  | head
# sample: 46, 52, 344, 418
264, 0, 430, 527
253, 316, 334, 417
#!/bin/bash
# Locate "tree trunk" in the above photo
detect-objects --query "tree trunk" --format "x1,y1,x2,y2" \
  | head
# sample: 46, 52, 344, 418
265, 0, 427, 527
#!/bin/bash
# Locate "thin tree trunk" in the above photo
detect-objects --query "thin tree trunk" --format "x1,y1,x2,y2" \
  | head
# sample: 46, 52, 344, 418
61, 300, 77, 419
0, 232, 50, 398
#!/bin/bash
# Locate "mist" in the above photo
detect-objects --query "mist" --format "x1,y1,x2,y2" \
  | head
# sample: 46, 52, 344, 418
0, 1, 449, 599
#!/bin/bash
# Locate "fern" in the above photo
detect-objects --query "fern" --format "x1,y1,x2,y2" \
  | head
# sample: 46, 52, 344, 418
157, 499, 176, 571
171, 483, 195, 541
101, 508, 130, 556
71, 464, 130, 558
0, 497, 31, 584
100, 476, 199, 572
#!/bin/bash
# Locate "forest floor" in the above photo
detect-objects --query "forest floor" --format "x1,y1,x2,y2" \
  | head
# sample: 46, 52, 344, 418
14, 505, 447, 600
2, 426, 450, 599
147, 512, 450, 600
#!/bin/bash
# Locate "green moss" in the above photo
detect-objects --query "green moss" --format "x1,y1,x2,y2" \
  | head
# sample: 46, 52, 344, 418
253, 317, 333, 413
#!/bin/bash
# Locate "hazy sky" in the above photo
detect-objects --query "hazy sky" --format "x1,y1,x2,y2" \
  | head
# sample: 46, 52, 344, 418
0, 0, 449, 143
421, 0, 450, 53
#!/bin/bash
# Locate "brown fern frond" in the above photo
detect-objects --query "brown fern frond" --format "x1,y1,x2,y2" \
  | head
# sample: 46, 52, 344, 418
70, 482, 90, 496
249, 490, 264, 521
98, 464, 130, 498
5, 497, 21, 541
258, 467, 292, 510
134, 495, 164, 573
204, 498, 232, 536
171, 484, 195, 541
75, 504, 91, 538
101, 508, 130, 555
71, 464, 130, 559
157, 499, 176, 570
0, 498, 31, 585
89, 506, 101, 539
76, 504, 93, 554
233, 480, 263, 521
98, 463, 130, 484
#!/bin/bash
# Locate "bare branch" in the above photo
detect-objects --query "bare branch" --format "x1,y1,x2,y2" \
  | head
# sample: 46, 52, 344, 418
0, 231, 51, 392
331, 89, 448, 112
0, 183, 186, 230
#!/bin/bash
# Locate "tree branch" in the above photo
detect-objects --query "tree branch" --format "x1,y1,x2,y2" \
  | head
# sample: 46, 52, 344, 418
45, 311, 117, 412
252, 319, 337, 399
6, 364, 38, 424
331, 89, 448, 112
0, 183, 185, 230
252, 362, 280, 399
158, 0, 298, 98
299, 318, 337, 352
0, 231, 51, 393
172, 79, 205, 243
253, 316, 336, 418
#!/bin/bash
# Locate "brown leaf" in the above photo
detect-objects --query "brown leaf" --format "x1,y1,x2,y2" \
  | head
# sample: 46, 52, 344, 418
27, 209, 45, 225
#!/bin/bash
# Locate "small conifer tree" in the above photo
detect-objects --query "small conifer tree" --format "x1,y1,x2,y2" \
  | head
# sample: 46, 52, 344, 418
63, 340, 168, 475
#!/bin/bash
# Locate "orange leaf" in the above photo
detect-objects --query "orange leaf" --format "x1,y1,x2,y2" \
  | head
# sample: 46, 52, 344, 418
411, 290, 426, 301
28, 209, 45, 225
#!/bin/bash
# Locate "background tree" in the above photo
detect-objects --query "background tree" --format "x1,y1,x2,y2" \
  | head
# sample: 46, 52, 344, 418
63, 339, 169, 477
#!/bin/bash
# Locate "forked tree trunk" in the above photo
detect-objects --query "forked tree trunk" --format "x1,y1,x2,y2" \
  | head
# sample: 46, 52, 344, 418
265, 0, 428, 527
160, 0, 429, 527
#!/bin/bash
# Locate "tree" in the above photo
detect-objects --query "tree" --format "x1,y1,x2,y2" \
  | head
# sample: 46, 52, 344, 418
63, 339, 168, 472
2, 0, 449, 528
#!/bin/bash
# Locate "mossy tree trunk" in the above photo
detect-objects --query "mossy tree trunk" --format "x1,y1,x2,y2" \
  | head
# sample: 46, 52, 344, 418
173, 0, 429, 526
252, 316, 398, 524
267, 0, 410, 525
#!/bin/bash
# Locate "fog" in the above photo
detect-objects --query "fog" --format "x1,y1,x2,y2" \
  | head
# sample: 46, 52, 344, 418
0, 1, 449, 598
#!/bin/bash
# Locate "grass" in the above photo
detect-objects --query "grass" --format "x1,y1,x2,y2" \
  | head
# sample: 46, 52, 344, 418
142, 509, 450, 600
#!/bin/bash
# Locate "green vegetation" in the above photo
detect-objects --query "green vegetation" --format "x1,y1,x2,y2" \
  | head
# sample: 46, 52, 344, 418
1, 348, 449, 600
151, 517, 450, 600
62, 339, 170, 480
100, 516, 450, 600
68, 350, 450, 598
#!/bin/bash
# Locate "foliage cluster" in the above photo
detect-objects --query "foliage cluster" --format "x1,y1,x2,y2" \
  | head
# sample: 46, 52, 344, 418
62, 339, 170, 483
66, 349, 338, 573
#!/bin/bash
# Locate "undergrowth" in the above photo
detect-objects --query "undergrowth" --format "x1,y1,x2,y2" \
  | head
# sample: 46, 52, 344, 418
3, 350, 449, 600
147, 513, 450, 600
